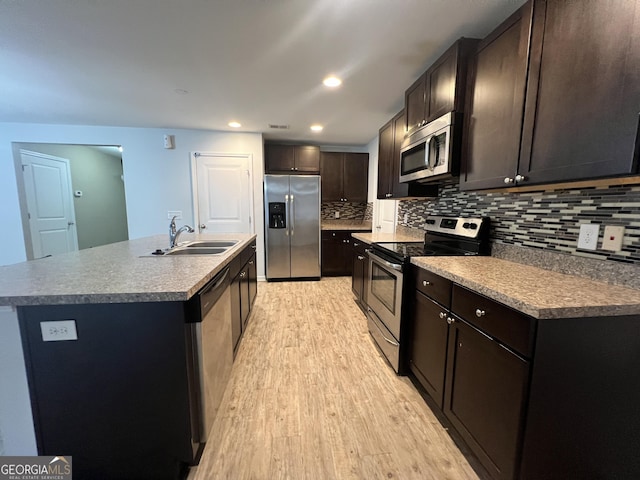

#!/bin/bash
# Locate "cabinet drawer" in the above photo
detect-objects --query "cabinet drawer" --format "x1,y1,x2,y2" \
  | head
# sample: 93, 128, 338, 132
452, 284, 535, 358
413, 266, 452, 308
351, 239, 370, 256
241, 241, 257, 266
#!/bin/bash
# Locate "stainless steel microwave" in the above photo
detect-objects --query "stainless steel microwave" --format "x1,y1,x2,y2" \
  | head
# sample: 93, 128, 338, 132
399, 111, 461, 183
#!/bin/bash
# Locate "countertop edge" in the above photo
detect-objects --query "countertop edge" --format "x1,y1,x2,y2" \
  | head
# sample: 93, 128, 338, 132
1, 234, 257, 307
410, 257, 640, 320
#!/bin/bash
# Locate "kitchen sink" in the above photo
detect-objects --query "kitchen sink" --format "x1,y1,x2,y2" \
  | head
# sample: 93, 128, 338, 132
183, 240, 239, 248
165, 247, 227, 255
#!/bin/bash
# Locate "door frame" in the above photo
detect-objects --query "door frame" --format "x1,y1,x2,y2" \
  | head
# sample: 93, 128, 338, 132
190, 152, 255, 234
17, 149, 79, 260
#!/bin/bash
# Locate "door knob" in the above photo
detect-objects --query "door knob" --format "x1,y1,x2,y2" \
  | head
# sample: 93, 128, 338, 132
67, 221, 75, 226
200, 224, 207, 229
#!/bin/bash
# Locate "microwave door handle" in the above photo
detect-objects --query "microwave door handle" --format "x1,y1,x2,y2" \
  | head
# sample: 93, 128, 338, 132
426, 135, 436, 170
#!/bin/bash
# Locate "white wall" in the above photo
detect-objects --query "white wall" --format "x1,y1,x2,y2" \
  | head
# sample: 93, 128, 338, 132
0, 123, 265, 277
0, 307, 37, 456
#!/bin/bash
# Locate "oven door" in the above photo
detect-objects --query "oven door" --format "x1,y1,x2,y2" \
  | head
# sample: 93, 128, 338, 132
367, 251, 403, 340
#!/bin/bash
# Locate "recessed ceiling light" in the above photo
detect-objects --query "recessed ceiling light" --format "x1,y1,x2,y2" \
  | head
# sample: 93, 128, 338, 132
310, 124, 323, 132
323, 76, 342, 88
228, 121, 242, 128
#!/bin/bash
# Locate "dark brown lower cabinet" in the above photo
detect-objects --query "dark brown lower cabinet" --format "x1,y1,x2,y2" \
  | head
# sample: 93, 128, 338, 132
444, 316, 529, 480
410, 291, 450, 408
230, 242, 257, 355
408, 266, 640, 480
351, 240, 369, 310
322, 230, 355, 276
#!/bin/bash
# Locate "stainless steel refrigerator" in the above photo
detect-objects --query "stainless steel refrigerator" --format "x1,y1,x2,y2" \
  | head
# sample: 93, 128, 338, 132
264, 175, 321, 280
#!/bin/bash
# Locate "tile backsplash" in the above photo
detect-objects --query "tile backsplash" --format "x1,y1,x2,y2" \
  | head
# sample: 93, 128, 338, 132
321, 202, 368, 220
398, 182, 640, 264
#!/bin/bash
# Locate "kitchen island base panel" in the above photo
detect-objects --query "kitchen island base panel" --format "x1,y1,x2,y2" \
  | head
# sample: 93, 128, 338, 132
19, 302, 194, 480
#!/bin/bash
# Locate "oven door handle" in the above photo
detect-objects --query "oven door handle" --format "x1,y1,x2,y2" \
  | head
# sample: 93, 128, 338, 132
369, 251, 403, 272
367, 308, 399, 346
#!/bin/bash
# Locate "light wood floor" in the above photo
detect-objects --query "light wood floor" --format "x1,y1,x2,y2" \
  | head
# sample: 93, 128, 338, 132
189, 277, 483, 480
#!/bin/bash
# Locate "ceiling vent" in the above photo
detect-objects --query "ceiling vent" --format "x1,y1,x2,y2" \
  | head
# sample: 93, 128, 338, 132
268, 124, 290, 130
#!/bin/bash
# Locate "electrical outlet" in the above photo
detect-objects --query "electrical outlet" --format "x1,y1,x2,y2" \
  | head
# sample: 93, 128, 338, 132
167, 210, 182, 220
403, 213, 408, 223
577, 224, 599, 250
334, 211, 340, 219
601, 226, 624, 252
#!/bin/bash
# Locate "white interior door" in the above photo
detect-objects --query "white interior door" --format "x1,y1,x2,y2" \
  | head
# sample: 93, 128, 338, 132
194, 153, 253, 234
374, 199, 397, 233
20, 150, 78, 259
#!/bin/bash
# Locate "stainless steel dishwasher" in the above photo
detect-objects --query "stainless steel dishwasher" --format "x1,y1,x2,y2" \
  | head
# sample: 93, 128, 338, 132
185, 267, 233, 464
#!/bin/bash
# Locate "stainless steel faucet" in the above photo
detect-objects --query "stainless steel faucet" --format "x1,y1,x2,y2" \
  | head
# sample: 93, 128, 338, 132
169, 216, 194, 248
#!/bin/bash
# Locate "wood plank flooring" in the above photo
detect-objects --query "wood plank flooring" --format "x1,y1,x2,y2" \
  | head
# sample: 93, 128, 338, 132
189, 277, 483, 480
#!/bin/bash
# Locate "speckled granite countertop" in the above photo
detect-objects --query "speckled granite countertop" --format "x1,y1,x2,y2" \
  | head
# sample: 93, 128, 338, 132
352, 230, 424, 244
321, 220, 372, 231
411, 256, 640, 319
0, 233, 256, 306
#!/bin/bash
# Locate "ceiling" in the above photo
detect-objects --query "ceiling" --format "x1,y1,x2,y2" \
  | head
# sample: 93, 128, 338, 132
0, 0, 523, 146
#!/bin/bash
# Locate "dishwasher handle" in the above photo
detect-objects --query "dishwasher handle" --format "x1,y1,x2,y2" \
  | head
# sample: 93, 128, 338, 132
198, 268, 230, 318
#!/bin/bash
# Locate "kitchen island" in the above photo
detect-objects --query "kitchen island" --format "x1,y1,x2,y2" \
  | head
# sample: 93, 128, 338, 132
0, 233, 256, 480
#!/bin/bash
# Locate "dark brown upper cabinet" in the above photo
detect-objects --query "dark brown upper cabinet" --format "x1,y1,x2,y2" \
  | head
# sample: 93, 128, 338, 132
460, 2, 533, 191
377, 110, 438, 200
320, 152, 368, 203
518, 0, 640, 185
461, 0, 640, 191
405, 38, 479, 136
264, 144, 320, 174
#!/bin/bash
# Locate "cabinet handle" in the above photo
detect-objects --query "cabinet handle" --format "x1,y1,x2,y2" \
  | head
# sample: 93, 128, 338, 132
291, 167, 295, 170
446, 317, 455, 325
240, 271, 247, 278
422, 280, 431, 287
386, 193, 392, 198
504, 177, 515, 184
358, 255, 364, 260
439, 312, 446, 319
515, 174, 527, 182
248, 260, 254, 265
475, 309, 486, 318
251, 245, 256, 250
353, 242, 360, 247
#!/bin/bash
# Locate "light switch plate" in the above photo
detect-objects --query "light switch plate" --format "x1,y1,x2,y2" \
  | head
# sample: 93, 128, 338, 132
601, 226, 624, 251
40, 320, 78, 342
577, 224, 599, 250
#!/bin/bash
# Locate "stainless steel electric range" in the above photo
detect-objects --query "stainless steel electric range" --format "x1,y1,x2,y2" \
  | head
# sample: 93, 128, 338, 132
366, 215, 490, 373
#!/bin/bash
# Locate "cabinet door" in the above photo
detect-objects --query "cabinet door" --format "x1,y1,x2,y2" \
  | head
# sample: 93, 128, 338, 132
351, 247, 364, 300
320, 152, 343, 201
265, 144, 295, 173
294, 145, 320, 173
377, 118, 394, 199
239, 268, 250, 329
426, 46, 458, 122
343, 153, 369, 203
518, 0, 640, 184
444, 317, 529, 480
321, 231, 351, 276
390, 110, 411, 198
460, 2, 533, 191
405, 74, 427, 134
247, 253, 257, 309
230, 271, 242, 352
427, 38, 479, 122
410, 291, 449, 408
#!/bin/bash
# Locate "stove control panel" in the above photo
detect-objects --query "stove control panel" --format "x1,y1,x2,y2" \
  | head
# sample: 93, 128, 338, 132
424, 216, 487, 239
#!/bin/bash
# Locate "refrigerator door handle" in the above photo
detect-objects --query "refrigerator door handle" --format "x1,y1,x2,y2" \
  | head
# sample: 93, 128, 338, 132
284, 194, 289, 236
290, 194, 295, 236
